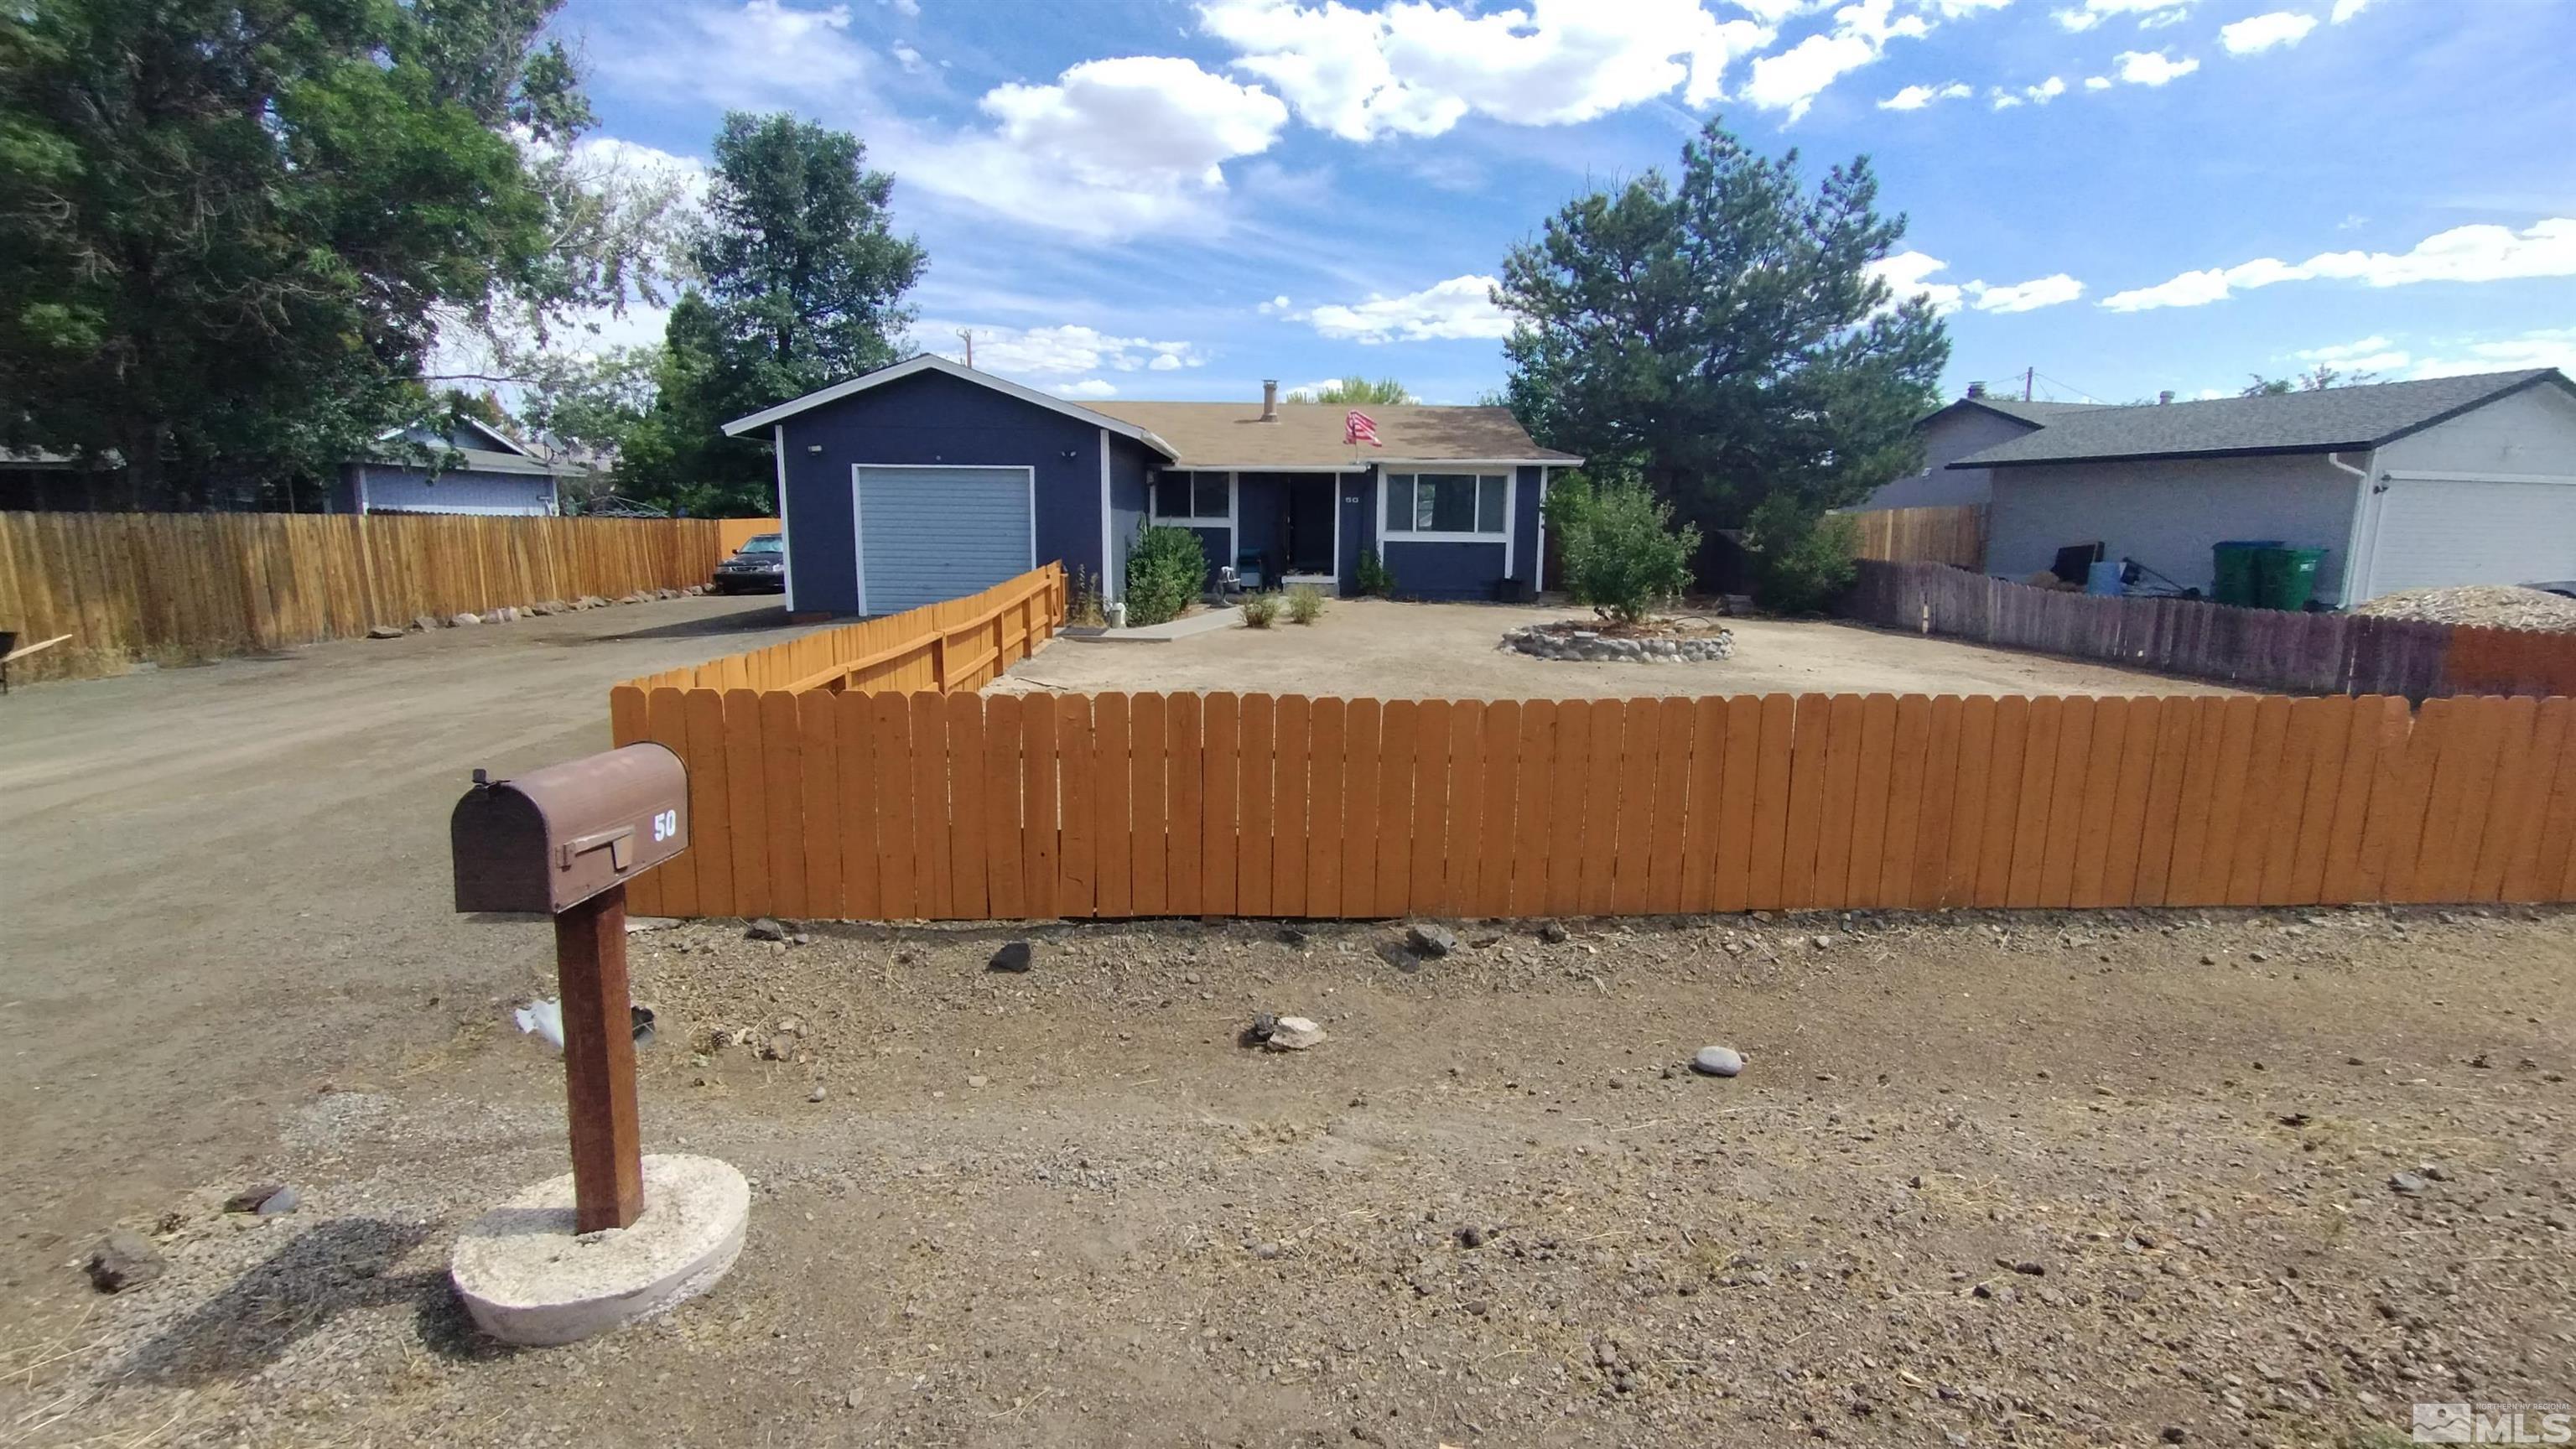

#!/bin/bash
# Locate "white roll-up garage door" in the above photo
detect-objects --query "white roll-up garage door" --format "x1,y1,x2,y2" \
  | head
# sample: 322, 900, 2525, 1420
854, 465, 1035, 615
2359, 475, 2576, 600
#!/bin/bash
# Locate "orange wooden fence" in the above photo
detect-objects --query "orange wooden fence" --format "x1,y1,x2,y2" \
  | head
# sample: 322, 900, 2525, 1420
1844, 505, 1987, 570
608, 688, 2576, 921
0, 510, 732, 681
619, 564, 1066, 697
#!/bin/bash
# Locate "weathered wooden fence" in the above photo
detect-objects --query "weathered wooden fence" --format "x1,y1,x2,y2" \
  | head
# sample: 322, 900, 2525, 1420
619, 564, 1066, 697
1841, 559, 2576, 701
0, 510, 734, 681
1844, 505, 1987, 570
607, 687, 2576, 920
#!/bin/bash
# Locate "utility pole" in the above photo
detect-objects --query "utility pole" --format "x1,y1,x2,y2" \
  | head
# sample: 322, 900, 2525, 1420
957, 328, 974, 367
2024, 366, 2034, 402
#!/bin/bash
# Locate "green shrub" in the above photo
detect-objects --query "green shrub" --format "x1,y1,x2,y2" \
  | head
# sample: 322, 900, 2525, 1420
1285, 584, 1325, 624
1745, 497, 1860, 615
1355, 548, 1396, 598
1555, 475, 1699, 623
1240, 591, 1280, 628
1124, 523, 1206, 626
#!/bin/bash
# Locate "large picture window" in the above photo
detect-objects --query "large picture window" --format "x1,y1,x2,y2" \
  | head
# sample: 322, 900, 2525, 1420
1384, 472, 1508, 539
1152, 470, 1231, 523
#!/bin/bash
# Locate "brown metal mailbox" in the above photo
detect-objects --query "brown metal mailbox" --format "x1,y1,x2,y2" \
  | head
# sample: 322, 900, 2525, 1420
452, 743, 688, 913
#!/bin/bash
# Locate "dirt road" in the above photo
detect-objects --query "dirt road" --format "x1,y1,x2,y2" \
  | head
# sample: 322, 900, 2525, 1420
0, 597, 822, 1306
988, 600, 2240, 701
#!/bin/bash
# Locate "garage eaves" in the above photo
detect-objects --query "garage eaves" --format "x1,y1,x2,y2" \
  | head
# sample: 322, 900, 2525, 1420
720, 353, 1182, 461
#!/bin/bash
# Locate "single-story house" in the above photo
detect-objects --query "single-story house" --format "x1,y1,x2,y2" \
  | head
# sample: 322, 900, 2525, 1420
330, 417, 583, 516
1862, 390, 2104, 512
1871, 369, 2576, 606
720, 355, 1581, 615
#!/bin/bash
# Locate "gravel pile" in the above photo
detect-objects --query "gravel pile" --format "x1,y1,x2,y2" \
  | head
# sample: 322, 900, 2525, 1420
2353, 584, 2576, 632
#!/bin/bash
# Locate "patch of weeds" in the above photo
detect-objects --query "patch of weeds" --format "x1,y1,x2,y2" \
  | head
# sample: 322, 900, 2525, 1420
1285, 584, 1324, 625
1241, 592, 1280, 629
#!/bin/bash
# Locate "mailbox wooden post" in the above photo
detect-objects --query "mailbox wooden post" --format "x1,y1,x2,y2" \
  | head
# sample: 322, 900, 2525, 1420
452, 744, 688, 1236
553, 885, 644, 1232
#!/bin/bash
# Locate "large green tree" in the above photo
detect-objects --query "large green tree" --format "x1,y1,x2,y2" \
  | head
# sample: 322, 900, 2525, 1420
1495, 118, 1948, 533
619, 112, 925, 508
0, 0, 614, 505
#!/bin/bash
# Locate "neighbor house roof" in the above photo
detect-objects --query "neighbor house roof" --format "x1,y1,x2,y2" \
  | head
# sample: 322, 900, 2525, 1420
1088, 400, 1580, 469
1949, 369, 2573, 469
719, 354, 1182, 460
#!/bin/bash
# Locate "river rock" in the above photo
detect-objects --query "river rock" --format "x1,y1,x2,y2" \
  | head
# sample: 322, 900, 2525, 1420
1691, 1046, 1745, 1078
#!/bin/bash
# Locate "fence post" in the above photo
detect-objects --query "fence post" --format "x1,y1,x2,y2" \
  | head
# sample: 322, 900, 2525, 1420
931, 633, 947, 693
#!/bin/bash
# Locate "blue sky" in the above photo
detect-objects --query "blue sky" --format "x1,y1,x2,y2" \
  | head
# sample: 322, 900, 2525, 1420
548, 0, 2576, 408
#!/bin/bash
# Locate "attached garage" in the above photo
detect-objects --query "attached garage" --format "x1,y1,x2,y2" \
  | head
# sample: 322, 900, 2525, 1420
853, 465, 1034, 614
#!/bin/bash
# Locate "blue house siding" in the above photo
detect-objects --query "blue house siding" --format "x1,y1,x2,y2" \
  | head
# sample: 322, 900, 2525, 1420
776, 369, 1109, 615
1105, 434, 1156, 605
1341, 470, 1374, 595
353, 466, 556, 515
1360, 464, 1547, 601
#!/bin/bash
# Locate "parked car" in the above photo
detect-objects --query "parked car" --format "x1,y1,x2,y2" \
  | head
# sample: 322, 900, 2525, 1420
2527, 580, 2576, 600
711, 532, 787, 594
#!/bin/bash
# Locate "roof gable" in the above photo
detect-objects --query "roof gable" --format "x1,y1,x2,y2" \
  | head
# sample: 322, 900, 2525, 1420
1950, 369, 2572, 469
720, 354, 1180, 459
1088, 400, 1576, 468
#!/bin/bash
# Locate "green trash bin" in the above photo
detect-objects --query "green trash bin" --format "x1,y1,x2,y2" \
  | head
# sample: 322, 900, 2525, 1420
2210, 540, 2278, 607
2254, 547, 2325, 612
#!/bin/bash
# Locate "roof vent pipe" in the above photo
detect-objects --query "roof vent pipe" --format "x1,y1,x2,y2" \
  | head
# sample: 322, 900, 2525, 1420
1965, 381, 1987, 398
1261, 379, 1279, 421
2158, 390, 2175, 405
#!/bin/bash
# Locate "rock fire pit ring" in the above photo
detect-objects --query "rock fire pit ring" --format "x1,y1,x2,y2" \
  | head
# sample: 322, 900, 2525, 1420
1503, 621, 1735, 664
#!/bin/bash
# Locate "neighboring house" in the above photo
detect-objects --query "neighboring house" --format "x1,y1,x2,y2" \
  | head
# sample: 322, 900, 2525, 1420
1876, 370, 2576, 607
330, 417, 583, 517
721, 355, 1580, 615
1862, 387, 2105, 511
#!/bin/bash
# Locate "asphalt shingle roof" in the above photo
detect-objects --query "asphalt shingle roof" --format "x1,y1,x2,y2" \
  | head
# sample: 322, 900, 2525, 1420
1089, 400, 1578, 469
1949, 369, 2569, 469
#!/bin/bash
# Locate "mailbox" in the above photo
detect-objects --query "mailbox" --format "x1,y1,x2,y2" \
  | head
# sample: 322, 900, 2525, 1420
452, 743, 688, 913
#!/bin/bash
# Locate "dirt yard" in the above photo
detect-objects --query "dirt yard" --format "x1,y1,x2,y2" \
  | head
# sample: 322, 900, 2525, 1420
4, 595, 2569, 1449
6, 908, 2571, 1447
987, 599, 2239, 701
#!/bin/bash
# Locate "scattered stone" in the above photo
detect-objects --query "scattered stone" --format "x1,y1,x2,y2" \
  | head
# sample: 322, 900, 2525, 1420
1690, 1046, 1745, 1078
763, 1035, 797, 1062
413, 614, 443, 631
2005, 1259, 2046, 1276
1277, 926, 1311, 947
988, 940, 1033, 973
223, 1183, 297, 1214
2161, 1427, 2189, 1445
1811, 933, 1837, 950
86, 1232, 164, 1293
366, 624, 403, 639
966, 1074, 990, 1089
1470, 932, 1504, 949
808, 1085, 828, 1104
1406, 922, 1457, 958
451, 612, 481, 626
1537, 920, 1570, 944
1456, 1224, 1491, 1249
1262, 1015, 1327, 1052
745, 917, 788, 942
2389, 1171, 2428, 1196
1245, 1012, 1279, 1044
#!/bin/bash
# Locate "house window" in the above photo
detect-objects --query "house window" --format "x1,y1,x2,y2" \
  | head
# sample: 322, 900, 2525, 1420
1152, 470, 1230, 523
1384, 472, 1509, 539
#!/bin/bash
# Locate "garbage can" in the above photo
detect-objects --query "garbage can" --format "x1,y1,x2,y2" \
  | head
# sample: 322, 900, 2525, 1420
2085, 559, 2127, 596
2210, 540, 2279, 607
2254, 547, 2325, 612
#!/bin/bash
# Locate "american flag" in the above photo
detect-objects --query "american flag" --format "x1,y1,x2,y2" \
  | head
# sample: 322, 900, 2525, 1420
1343, 408, 1382, 448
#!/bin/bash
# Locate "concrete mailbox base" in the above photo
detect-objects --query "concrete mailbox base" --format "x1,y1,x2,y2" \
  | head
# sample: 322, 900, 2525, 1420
450, 1153, 748, 1347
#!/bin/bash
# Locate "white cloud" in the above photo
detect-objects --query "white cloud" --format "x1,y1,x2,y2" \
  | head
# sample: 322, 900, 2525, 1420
592, 1, 873, 111
1919, 0, 2014, 12
1199, 0, 1775, 142
1990, 75, 2066, 106
1868, 252, 2086, 314
901, 56, 1288, 240
2329, 0, 2373, 18
891, 41, 927, 73
878, 0, 919, 13
2051, 0, 2193, 29
2102, 218, 2576, 310
1306, 273, 1511, 344
1879, 80, 1972, 109
1745, 0, 1932, 122
2293, 336, 2412, 371
2083, 74, 2112, 88
2219, 11, 2318, 53
2407, 328, 2576, 378
1258, 294, 1293, 314
921, 323, 1211, 381
1054, 378, 1119, 399
2111, 49, 2200, 85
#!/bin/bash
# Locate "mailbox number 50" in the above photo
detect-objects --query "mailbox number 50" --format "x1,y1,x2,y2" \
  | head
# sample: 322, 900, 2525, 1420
650, 809, 679, 843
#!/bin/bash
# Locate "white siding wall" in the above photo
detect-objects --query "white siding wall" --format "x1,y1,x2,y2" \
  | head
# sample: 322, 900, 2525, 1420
2375, 380, 2576, 475
1987, 453, 2360, 598
2351, 382, 2576, 599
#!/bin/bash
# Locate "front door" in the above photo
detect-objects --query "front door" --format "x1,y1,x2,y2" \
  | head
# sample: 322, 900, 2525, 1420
1285, 475, 1335, 575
